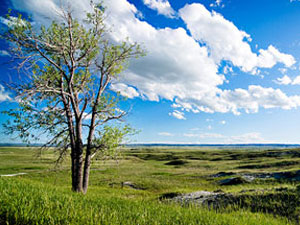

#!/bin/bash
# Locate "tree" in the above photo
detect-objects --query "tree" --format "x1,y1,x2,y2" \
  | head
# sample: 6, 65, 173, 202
1, 3, 144, 193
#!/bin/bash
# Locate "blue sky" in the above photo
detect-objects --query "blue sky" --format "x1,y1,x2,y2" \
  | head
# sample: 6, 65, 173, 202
1, 0, 300, 144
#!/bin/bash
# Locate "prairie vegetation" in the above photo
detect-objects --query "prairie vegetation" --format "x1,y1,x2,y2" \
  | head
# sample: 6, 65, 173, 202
0, 146, 299, 224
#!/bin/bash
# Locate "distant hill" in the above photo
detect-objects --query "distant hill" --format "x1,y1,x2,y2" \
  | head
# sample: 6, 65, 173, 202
0, 143, 43, 147
127, 143, 300, 148
1, 143, 300, 149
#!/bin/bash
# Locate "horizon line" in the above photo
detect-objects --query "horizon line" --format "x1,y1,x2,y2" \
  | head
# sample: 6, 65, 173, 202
1, 142, 300, 147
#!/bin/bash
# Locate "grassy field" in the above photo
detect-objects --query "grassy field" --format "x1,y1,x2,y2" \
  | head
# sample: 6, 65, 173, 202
0, 146, 299, 224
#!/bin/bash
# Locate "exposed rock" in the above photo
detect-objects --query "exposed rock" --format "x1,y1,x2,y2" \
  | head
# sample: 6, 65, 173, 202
242, 173, 272, 179
211, 170, 300, 182
239, 187, 289, 194
241, 175, 256, 182
243, 170, 300, 181
168, 191, 235, 209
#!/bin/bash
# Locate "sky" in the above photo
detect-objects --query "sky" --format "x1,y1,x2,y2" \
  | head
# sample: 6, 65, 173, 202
1, 0, 300, 144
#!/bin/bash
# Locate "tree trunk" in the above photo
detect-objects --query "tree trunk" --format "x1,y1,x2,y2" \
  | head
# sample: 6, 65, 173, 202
71, 150, 76, 191
71, 145, 84, 192
82, 151, 92, 194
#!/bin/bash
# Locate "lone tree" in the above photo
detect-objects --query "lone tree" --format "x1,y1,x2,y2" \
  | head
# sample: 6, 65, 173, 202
1, 3, 144, 193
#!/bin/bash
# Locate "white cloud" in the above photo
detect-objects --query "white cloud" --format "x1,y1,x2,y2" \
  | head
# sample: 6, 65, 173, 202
158, 132, 174, 136
104, 0, 224, 106
223, 65, 233, 74
275, 75, 292, 85
183, 131, 266, 143
179, 4, 295, 73
0, 85, 11, 102
220, 120, 226, 125
183, 133, 198, 137
210, 0, 224, 8
184, 132, 224, 138
0, 16, 27, 27
143, 0, 176, 18
9, 0, 300, 117
0, 50, 10, 57
228, 132, 265, 144
9, 0, 64, 26
278, 68, 287, 74
275, 75, 300, 85
171, 84, 300, 115
82, 112, 92, 120
292, 76, 300, 85
219, 85, 300, 114
110, 83, 139, 99
0, 17, 10, 26
169, 110, 186, 120
183, 131, 267, 144
257, 45, 295, 68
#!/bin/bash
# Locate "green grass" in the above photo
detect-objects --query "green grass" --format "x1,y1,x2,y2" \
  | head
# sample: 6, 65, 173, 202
0, 178, 293, 225
0, 146, 299, 224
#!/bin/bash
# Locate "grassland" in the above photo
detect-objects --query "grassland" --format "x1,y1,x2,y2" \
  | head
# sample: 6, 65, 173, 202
0, 146, 299, 224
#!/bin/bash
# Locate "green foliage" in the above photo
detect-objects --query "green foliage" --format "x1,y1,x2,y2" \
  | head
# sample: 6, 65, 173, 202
1, 3, 144, 151
93, 125, 135, 159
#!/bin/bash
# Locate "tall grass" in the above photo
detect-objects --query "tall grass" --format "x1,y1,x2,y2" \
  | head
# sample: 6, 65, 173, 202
0, 178, 293, 225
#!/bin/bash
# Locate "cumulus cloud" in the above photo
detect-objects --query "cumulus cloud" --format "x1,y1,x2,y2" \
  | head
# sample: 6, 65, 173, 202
173, 85, 300, 115
110, 83, 139, 99
275, 75, 292, 85
293, 76, 300, 85
0, 85, 11, 102
179, 4, 295, 73
219, 85, 300, 114
169, 110, 186, 120
143, 0, 176, 18
8, 0, 300, 117
275, 75, 300, 85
